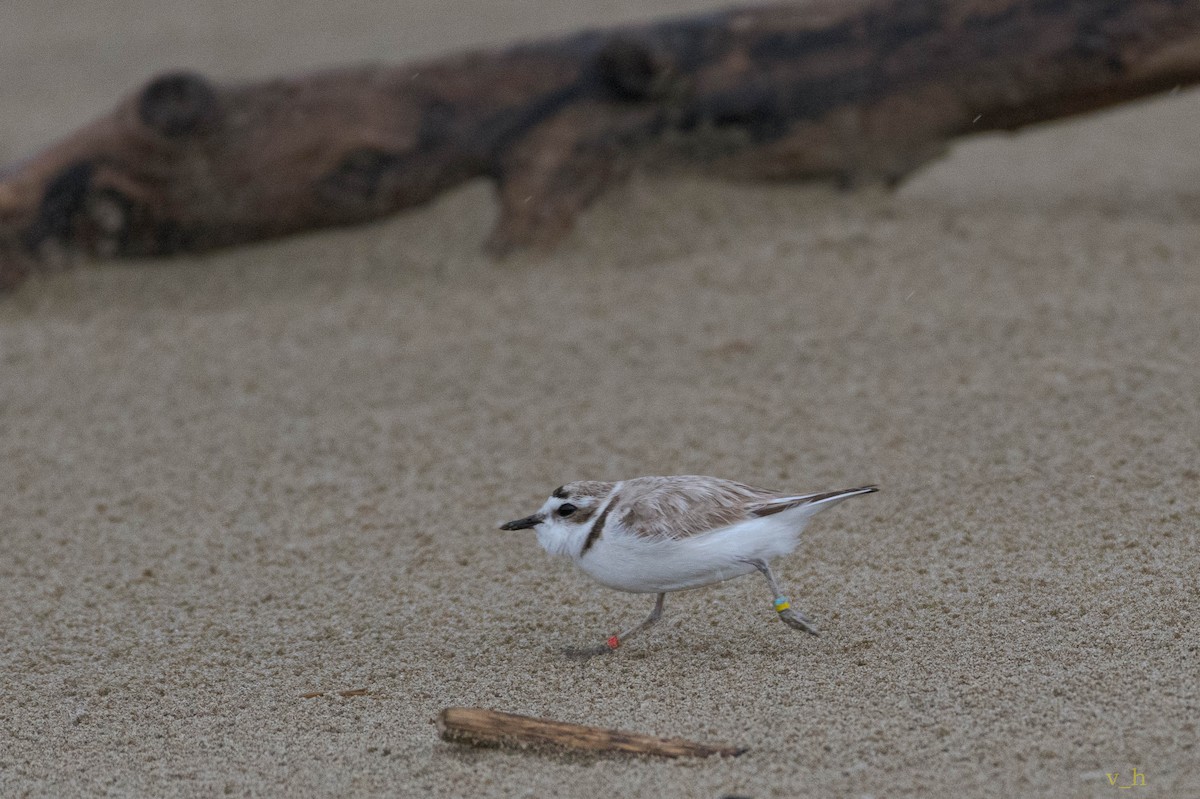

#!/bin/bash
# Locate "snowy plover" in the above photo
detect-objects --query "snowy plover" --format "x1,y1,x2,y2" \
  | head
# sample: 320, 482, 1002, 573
500, 476, 877, 656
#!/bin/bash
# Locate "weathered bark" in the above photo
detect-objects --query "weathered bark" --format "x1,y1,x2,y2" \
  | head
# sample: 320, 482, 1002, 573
436, 706, 746, 757
2, 0, 1199, 289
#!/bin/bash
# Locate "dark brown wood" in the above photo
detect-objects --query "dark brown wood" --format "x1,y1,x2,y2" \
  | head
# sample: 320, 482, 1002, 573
436, 706, 746, 757
2, 0, 1199, 289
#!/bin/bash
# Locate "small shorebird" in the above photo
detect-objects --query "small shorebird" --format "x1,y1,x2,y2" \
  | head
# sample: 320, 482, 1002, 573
500, 476, 877, 656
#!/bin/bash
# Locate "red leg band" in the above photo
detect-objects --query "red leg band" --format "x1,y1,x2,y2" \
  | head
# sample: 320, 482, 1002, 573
606, 635, 620, 650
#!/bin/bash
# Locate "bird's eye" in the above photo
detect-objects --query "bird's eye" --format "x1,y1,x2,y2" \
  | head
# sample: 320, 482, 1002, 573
557, 503, 577, 517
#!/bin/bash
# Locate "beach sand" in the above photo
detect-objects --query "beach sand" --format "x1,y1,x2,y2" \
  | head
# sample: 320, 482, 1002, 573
2, 2, 1198, 796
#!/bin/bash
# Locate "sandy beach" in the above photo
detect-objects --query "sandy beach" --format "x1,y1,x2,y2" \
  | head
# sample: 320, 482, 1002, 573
2, 2, 1198, 796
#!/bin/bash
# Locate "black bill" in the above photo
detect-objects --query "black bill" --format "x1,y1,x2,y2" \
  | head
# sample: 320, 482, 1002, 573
500, 514, 542, 531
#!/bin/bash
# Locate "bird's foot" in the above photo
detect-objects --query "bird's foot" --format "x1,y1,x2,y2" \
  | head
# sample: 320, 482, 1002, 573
563, 634, 621, 659
778, 608, 819, 636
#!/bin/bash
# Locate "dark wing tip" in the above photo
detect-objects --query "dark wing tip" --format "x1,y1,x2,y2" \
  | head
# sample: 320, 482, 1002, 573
823, 485, 880, 500
750, 484, 879, 517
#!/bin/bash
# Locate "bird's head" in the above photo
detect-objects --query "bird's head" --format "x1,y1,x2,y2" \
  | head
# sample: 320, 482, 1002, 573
500, 481, 614, 556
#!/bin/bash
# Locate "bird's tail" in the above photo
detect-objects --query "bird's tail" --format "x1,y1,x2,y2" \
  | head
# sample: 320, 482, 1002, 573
750, 485, 878, 518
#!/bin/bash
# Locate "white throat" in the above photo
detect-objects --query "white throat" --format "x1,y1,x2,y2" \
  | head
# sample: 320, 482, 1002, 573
535, 485, 618, 559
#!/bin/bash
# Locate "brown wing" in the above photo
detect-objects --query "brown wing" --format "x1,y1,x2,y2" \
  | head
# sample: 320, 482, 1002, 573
749, 485, 879, 517
615, 476, 778, 540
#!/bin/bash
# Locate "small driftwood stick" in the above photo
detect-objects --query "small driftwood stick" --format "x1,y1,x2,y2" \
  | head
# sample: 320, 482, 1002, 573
2, 0, 1200, 289
436, 707, 746, 758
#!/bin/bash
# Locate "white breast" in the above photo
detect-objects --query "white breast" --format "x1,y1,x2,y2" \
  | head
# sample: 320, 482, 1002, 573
573, 512, 809, 593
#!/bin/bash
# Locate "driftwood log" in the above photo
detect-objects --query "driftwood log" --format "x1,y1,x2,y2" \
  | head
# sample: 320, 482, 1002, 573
436, 706, 746, 757
2, 0, 1199, 290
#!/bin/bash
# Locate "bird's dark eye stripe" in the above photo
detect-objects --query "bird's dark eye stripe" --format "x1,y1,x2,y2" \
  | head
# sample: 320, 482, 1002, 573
557, 503, 577, 517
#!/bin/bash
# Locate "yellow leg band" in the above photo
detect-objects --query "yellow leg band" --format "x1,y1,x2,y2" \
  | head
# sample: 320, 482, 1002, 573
774, 597, 790, 612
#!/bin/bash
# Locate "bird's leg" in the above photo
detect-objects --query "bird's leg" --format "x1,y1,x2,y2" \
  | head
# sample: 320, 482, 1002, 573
748, 559, 819, 636
565, 592, 666, 658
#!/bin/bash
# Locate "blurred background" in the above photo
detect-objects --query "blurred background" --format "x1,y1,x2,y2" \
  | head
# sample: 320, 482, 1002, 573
2, 2, 1197, 797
